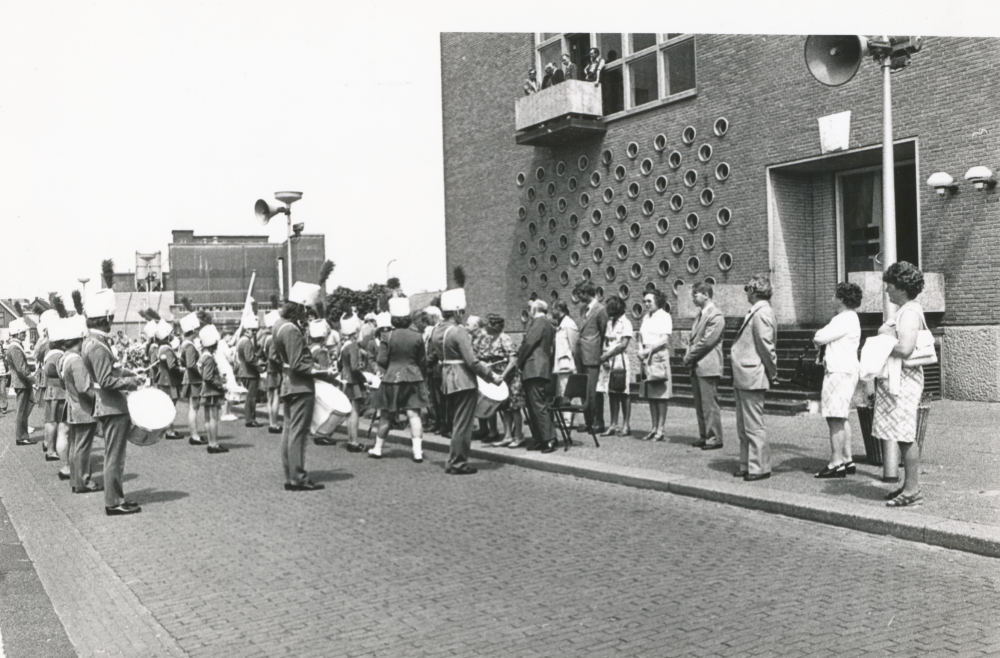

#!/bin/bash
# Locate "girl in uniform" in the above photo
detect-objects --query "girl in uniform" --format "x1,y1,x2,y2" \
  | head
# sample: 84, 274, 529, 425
197, 324, 229, 454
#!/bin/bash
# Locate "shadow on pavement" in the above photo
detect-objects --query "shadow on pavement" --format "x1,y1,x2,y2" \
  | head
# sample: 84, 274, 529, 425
216, 442, 253, 450
309, 470, 355, 484
126, 488, 191, 505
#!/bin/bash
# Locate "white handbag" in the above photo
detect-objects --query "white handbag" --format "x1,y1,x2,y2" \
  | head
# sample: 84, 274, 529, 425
901, 306, 937, 368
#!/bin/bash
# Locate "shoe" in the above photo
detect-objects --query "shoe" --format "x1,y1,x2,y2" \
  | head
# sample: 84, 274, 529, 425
445, 466, 478, 475
653, 433, 666, 442
245, 421, 263, 428
525, 442, 545, 451
488, 437, 513, 448
507, 439, 528, 449
165, 431, 183, 440
541, 440, 557, 454
313, 436, 337, 446
57, 471, 70, 481
207, 444, 229, 454
886, 490, 923, 507
15, 438, 37, 446
743, 472, 772, 482
599, 427, 617, 437
268, 426, 283, 434
486, 433, 502, 443
45, 453, 61, 461
189, 437, 207, 445
220, 414, 238, 422
701, 442, 723, 451
73, 484, 104, 494
105, 504, 142, 516
884, 486, 906, 500
843, 461, 857, 475
733, 470, 749, 478
440, 431, 452, 439
122, 501, 140, 509
412, 456, 424, 463
345, 443, 365, 453
284, 481, 325, 491
615, 427, 631, 437
691, 438, 708, 448
815, 464, 846, 479
367, 451, 382, 459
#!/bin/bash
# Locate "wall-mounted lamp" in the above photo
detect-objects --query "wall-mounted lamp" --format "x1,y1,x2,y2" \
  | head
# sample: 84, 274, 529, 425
964, 166, 996, 191
926, 172, 958, 196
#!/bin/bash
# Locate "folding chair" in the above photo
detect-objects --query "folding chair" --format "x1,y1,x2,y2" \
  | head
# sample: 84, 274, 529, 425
550, 373, 599, 450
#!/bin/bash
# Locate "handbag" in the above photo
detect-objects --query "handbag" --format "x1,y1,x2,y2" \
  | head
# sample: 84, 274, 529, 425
792, 350, 825, 391
643, 349, 670, 383
902, 309, 937, 367
608, 353, 627, 393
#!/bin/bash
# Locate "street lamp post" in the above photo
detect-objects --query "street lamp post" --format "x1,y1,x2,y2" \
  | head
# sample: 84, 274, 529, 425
255, 191, 303, 297
78, 277, 90, 304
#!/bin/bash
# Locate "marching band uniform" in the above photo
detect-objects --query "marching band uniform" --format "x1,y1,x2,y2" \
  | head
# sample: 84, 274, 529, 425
308, 320, 332, 370
153, 320, 183, 440
6, 319, 36, 446
57, 316, 99, 493
42, 340, 68, 464
37, 310, 59, 455
82, 289, 143, 514
145, 321, 161, 389
237, 320, 262, 428
179, 312, 203, 443
198, 324, 229, 454
264, 310, 283, 434
273, 282, 322, 491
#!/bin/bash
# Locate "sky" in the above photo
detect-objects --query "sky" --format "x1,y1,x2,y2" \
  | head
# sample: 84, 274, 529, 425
0, 0, 984, 304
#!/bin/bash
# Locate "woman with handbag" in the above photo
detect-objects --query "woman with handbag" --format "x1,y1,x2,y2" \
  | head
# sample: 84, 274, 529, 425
597, 296, 633, 437
874, 262, 931, 507
638, 289, 673, 441
812, 283, 863, 478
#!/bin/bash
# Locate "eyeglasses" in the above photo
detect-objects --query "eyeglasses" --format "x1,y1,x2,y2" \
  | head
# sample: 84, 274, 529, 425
643, 298, 655, 304
743, 285, 751, 292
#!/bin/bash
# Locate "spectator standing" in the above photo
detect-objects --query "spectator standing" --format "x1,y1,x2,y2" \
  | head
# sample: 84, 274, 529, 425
813, 283, 863, 479
0, 337, 9, 414
550, 301, 579, 431
584, 48, 606, 85
574, 281, 608, 434
6, 318, 36, 445
597, 296, 633, 437
638, 289, 672, 441
731, 274, 778, 482
561, 53, 578, 81
522, 68, 539, 95
517, 299, 556, 453
477, 314, 523, 448
237, 321, 262, 428
685, 282, 725, 450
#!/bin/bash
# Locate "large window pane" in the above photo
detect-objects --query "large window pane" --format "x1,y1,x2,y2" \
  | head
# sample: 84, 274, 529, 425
665, 33, 683, 40
631, 33, 656, 53
629, 54, 658, 107
664, 38, 696, 95
539, 41, 564, 81
597, 33, 622, 62
540, 33, 560, 41
601, 67, 625, 115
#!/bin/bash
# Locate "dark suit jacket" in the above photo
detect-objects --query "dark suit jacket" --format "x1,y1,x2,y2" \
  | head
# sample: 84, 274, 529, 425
517, 316, 555, 382
576, 301, 609, 367
551, 69, 565, 85
562, 63, 578, 81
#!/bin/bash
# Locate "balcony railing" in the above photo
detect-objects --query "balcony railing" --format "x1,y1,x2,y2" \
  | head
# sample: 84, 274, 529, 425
514, 80, 605, 147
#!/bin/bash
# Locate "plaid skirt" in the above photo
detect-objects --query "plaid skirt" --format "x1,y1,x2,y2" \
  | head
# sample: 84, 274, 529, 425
821, 371, 858, 419
873, 366, 923, 444
371, 381, 429, 412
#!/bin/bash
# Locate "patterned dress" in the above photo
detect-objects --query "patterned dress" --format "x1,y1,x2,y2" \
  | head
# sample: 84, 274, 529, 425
872, 302, 926, 444
475, 332, 524, 410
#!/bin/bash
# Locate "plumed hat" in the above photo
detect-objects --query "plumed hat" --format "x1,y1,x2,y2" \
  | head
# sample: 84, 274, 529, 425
288, 281, 321, 307
199, 324, 221, 348
180, 312, 200, 334
388, 297, 410, 317
308, 319, 330, 339
86, 289, 117, 318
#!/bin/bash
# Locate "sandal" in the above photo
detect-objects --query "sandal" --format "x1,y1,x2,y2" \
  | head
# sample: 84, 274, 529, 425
884, 486, 906, 500
886, 490, 923, 507
653, 433, 666, 442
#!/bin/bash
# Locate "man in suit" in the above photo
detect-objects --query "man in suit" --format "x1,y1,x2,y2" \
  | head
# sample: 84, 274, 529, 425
573, 281, 608, 433
518, 299, 557, 453
561, 53, 578, 81
684, 282, 726, 450
6, 318, 36, 445
730, 274, 778, 482
236, 321, 262, 428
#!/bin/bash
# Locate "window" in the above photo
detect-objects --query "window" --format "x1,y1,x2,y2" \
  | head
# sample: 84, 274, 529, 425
536, 33, 696, 119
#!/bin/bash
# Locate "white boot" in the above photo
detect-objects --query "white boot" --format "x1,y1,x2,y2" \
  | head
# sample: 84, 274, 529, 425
411, 437, 423, 463
368, 437, 384, 458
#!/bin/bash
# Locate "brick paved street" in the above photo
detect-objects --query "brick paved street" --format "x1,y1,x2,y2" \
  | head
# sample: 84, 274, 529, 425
1, 407, 999, 657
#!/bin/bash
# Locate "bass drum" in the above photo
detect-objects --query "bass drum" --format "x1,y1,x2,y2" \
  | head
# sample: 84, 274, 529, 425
474, 377, 509, 419
127, 388, 176, 446
312, 379, 352, 435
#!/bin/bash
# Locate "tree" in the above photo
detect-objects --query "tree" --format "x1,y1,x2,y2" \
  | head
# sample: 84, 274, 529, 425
325, 282, 390, 323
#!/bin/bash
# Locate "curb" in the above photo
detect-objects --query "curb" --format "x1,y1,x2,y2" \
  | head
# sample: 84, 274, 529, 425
374, 429, 1000, 559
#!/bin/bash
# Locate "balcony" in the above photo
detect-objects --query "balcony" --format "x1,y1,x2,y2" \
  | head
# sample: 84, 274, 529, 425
514, 80, 606, 147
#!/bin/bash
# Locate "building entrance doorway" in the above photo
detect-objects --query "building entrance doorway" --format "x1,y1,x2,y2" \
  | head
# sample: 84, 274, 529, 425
838, 163, 919, 275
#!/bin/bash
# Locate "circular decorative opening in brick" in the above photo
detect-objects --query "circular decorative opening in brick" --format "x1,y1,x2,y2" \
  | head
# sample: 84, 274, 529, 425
547, 182, 557, 197
668, 150, 682, 169
656, 217, 669, 234
718, 252, 733, 271
593, 247, 604, 262
686, 212, 699, 230
717, 207, 732, 226
518, 206, 527, 221
601, 149, 613, 165
595, 286, 605, 300
570, 251, 580, 266
655, 175, 668, 194
529, 256, 538, 270
632, 302, 645, 318
559, 271, 570, 285
627, 142, 639, 159
569, 213, 580, 228
684, 169, 698, 188
590, 171, 602, 188
673, 279, 686, 296
578, 155, 589, 171
619, 283, 630, 298
550, 289, 559, 301
539, 272, 549, 286
671, 236, 685, 253
582, 268, 593, 281
616, 204, 628, 220
658, 259, 671, 276
698, 144, 713, 162
629, 222, 641, 239
617, 244, 629, 260
682, 126, 696, 144
518, 240, 528, 254
704, 276, 717, 285
547, 217, 557, 232
537, 202, 547, 216
537, 237, 547, 251
604, 226, 616, 242
568, 177, 579, 192
644, 281, 657, 292
670, 194, 684, 211
517, 172, 526, 187
556, 161, 567, 176
528, 221, 537, 236
603, 187, 614, 203
630, 263, 642, 279
701, 232, 716, 250
653, 134, 667, 152
687, 256, 700, 273
640, 158, 653, 175
642, 199, 655, 216
557, 197, 568, 212
628, 182, 640, 199
714, 117, 729, 137
571, 290, 580, 303
521, 309, 530, 324
591, 209, 603, 224
549, 254, 558, 268
580, 230, 592, 246
700, 188, 715, 207
559, 234, 569, 249
519, 274, 528, 288
527, 186, 536, 201
579, 193, 590, 208
615, 165, 627, 181
536, 167, 546, 181
643, 239, 656, 256
605, 266, 616, 281
715, 162, 730, 181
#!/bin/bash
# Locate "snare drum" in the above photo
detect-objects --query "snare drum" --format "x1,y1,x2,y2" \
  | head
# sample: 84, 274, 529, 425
474, 377, 509, 419
312, 379, 353, 435
126, 388, 176, 446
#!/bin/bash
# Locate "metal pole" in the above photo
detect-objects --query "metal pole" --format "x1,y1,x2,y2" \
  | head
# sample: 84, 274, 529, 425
286, 210, 294, 291
880, 42, 900, 482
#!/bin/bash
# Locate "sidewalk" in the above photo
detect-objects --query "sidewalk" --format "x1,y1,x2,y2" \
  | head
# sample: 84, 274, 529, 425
380, 399, 1000, 558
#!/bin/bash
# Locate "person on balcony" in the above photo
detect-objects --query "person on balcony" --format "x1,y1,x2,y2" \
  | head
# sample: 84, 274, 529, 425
541, 63, 564, 89
522, 68, 538, 95
561, 53, 578, 81
584, 48, 605, 86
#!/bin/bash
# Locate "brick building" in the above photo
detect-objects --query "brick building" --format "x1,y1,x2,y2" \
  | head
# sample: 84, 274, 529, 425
440, 34, 1000, 402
